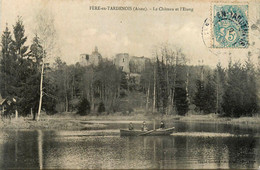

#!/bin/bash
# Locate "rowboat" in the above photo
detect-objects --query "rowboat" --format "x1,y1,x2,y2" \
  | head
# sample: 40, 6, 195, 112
120, 127, 175, 136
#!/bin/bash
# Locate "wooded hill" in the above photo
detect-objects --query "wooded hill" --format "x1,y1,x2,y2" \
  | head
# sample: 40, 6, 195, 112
0, 18, 259, 118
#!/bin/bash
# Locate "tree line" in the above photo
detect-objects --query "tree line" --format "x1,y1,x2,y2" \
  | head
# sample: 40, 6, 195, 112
0, 18, 259, 119
141, 45, 259, 117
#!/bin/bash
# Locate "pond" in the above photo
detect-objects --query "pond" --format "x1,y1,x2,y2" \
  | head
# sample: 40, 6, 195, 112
0, 121, 259, 169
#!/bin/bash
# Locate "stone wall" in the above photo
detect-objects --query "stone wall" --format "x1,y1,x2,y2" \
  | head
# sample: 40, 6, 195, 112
114, 53, 130, 73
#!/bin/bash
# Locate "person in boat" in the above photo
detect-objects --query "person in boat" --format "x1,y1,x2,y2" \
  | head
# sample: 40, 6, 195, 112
141, 121, 148, 131
128, 122, 134, 130
160, 121, 165, 129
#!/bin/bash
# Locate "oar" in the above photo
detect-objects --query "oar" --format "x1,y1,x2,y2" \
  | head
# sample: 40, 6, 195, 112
138, 129, 156, 136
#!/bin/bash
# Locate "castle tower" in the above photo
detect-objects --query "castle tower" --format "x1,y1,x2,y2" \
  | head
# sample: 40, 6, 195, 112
114, 53, 130, 73
79, 46, 102, 66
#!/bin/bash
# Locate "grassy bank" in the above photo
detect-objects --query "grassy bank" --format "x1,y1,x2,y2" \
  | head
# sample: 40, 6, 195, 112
179, 114, 260, 124
0, 112, 107, 130
0, 112, 259, 130
0, 117, 85, 130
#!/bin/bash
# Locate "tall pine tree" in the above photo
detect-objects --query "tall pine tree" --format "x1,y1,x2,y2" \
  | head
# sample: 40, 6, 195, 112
203, 73, 216, 114
0, 24, 14, 98
214, 62, 225, 114
194, 79, 205, 113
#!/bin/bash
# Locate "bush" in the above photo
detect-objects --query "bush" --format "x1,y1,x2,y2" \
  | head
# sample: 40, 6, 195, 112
77, 98, 91, 116
98, 102, 105, 114
69, 98, 80, 112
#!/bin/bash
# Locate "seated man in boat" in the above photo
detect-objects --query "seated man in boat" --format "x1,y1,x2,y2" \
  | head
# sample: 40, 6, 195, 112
141, 121, 148, 131
128, 122, 134, 130
160, 121, 165, 129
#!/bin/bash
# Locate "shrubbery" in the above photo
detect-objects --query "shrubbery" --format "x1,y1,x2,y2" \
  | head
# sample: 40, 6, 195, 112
77, 98, 90, 116
98, 102, 105, 114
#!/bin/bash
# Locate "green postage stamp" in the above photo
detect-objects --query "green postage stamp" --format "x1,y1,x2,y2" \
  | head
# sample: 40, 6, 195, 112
212, 4, 249, 48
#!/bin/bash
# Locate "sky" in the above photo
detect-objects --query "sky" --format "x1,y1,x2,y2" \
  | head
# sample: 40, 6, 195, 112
1, 0, 260, 67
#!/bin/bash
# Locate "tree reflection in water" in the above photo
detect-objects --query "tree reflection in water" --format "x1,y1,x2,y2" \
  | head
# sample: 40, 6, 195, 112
37, 130, 43, 169
0, 126, 258, 169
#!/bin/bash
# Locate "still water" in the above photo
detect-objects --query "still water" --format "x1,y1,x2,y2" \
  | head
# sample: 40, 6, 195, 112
0, 121, 259, 169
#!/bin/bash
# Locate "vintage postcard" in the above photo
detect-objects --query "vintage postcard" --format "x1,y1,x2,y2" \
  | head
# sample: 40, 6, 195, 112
0, 0, 259, 169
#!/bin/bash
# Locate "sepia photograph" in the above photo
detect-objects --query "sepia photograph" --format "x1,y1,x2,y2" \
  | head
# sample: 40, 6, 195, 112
0, 0, 259, 169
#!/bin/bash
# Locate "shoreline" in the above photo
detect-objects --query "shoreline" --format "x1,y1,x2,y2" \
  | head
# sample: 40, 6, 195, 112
0, 112, 259, 130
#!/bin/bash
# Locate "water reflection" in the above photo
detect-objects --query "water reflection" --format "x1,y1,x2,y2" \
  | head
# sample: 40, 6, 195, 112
38, 130, 43, 169
226, 137, 257, 169
0, 122, 259, 169
42, 135, 259, 169
0, 130, 40, 169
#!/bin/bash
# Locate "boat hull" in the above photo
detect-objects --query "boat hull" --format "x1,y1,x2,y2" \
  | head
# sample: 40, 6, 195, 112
120, 127, 175, 136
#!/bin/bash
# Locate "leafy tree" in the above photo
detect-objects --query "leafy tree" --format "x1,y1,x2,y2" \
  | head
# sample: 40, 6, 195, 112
155, 56, 162, 112
159, 56, 168, 115
52, 57, 70, 112
93, 60, 121, 112
42, 76, 57, 114
34, 9, 57, 120
140, 61, 154, 112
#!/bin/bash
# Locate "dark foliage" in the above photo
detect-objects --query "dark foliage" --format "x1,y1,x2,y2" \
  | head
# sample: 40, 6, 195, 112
120, 71, 128, 90
222, 60, 258, 117
1, 18, 259, 118
174, 87, 189, 115
194, 74, 216, 114
98, 102, 105, 113
77, 98, 90, 116
194, 79, 205, 112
